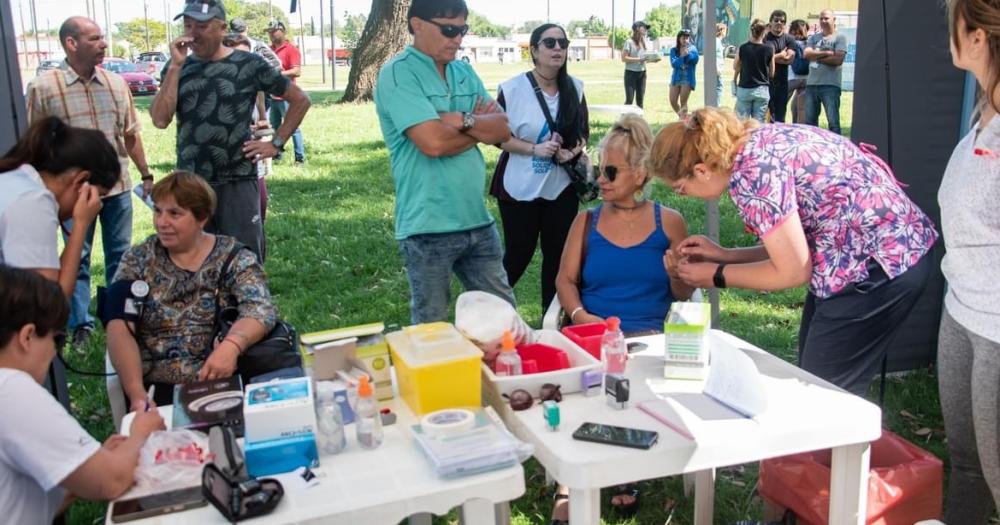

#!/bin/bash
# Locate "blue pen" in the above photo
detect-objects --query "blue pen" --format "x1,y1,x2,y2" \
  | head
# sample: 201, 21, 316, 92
144, 385, 155, 412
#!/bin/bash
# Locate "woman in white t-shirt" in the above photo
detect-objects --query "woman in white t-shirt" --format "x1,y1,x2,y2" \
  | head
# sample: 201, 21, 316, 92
622, 21, 650, 108
0, 266, 164, 524
489, 23, 589, 312
0, 117, 121, 298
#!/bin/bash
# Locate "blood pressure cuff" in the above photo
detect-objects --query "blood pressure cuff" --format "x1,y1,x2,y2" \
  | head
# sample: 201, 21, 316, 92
97, 280, 143, 329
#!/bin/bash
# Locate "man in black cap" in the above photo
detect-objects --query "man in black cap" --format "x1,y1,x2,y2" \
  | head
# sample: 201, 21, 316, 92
229, 17, 281, 72
150, 0, 311, 261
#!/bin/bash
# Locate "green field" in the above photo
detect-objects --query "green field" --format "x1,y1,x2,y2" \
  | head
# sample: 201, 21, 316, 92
54, 59, 944, 525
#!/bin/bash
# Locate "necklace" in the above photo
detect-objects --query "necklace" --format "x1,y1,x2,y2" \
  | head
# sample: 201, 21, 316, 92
611, 201, 645, 211
533, 69, 557, 83
611, 201, 646, 232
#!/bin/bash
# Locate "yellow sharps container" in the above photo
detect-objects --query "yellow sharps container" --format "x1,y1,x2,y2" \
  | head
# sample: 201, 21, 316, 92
386, 322, 482, 415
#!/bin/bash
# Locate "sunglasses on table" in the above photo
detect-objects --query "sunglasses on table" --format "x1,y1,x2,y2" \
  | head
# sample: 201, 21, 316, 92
540, 37, 571, 50
422, 18, 469, 38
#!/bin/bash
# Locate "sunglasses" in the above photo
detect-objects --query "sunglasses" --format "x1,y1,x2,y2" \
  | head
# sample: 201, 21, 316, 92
423, 19, 469, 39
540, 37, 570, 50
600, 165, 629, 182
503, 383, 563, 411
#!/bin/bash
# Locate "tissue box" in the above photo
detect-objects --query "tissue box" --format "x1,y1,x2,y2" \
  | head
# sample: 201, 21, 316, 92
664, 302, 711, 380
243, 377, 318, 476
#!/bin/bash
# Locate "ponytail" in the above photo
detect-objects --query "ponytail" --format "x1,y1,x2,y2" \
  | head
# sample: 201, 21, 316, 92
0, 117, 120, 190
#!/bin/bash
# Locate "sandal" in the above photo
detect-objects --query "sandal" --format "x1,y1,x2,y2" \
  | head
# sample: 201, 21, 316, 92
610, 483, 640, 517
550, 492, 569, 525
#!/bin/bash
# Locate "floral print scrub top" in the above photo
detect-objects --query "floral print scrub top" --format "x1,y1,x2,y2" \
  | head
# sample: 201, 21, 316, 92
112, 235, 277, 384
729, 124, 938, 298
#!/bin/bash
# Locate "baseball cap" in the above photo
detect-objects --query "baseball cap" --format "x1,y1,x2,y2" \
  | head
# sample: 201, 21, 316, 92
174, 0, 226, 22
266, 20, 286, 33
229, 18, 247, 33
632, 20, 648, 30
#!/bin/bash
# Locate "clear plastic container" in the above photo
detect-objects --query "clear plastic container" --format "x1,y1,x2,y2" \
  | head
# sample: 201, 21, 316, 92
494, 331, 522, 377
355, 376, 383, 450
315, 391, 346, 455
601, 317, 627, 375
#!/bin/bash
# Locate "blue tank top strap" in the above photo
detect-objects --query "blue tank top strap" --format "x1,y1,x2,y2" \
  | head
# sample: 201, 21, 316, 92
652, 202, 662, 230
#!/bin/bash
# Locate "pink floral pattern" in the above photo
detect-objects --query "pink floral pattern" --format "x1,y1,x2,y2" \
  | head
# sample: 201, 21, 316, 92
729, 124, 938, 298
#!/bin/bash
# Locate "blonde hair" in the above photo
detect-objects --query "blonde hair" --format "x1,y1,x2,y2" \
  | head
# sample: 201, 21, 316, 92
600, 113, 654, 186
647, 107, 757, 183
151, 171, 217, 221
948, 0, 1000, 115
715, 23, 728, 38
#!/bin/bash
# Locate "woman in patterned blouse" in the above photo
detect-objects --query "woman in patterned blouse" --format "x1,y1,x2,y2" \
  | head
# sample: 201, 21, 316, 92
649, 107, 938, 395
106, 171, 277, 411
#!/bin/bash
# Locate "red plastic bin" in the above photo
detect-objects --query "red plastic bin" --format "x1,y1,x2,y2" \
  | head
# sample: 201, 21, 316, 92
561, 323, 605, 361
516, 344, 570, 374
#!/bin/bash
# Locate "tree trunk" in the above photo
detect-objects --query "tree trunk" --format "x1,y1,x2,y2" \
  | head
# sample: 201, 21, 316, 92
340, 0, 411, 103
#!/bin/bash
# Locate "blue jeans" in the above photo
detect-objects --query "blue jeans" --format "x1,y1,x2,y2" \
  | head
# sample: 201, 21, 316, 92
399, 223, 516, 324
268, 99, 305, 160
805, 84, 842, 135
63, 190, 133, 330
715, 75, 723, 106
735, 85, 770, 122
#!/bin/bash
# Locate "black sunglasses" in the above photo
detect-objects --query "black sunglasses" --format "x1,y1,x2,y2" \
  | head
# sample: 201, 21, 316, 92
540, 37, 570, 50
600, 165, 624, 182
423, 19, 469, 39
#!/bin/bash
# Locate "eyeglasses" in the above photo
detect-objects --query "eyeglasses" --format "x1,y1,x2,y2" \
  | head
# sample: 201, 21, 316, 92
422, 19, 469, 39
671, 176, 690, 195
540, 37, 570, 50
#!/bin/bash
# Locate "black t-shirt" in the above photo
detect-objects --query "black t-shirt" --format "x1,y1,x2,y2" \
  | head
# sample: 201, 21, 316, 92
172, 50, 290, 182
737, 42, 773, 88
764, 31, 797, 83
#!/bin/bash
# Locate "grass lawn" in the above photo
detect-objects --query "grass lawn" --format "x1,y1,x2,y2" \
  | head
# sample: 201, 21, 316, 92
55, 59, 947, 525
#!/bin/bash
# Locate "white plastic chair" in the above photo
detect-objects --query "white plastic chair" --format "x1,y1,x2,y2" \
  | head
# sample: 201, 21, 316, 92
105, 352, 127, 432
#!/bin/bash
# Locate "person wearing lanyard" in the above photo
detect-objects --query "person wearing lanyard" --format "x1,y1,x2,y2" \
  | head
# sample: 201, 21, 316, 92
647, 107, 938, 396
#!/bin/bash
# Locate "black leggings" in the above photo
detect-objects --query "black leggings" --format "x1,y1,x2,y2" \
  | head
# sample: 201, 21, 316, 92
624, 70, 647, 108
497, 186, 579, 310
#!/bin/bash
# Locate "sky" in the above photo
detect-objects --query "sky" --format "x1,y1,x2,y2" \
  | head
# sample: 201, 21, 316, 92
9, 0, 682, 35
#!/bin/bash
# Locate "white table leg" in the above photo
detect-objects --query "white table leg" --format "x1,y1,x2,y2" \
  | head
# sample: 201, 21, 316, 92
829, 442, 870, 525
408, 513, 433, 525
568, 487, 600, 525
459, 498, 497, 525
693, 468, 715, 525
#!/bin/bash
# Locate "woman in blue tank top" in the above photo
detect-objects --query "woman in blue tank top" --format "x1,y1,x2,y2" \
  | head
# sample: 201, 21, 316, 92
551, 114, 694, 522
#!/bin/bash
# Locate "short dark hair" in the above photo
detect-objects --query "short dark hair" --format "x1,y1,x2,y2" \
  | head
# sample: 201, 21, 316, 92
0, 266, 69, 349
58, 16, 86, 50
0, 117, 120, 191
406, 0, 468, 34
769, 10, 787, 22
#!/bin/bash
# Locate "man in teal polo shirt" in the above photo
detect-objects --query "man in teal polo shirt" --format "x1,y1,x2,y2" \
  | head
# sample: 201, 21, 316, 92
375, 0, 515, 323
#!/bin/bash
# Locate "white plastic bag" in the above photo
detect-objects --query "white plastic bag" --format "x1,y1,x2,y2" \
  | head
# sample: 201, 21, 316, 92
133, 429, 211, 492
455, 291, 536, 361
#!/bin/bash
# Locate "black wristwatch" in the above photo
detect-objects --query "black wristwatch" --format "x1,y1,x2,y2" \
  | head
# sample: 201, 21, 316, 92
460, 112, 476, 131
713, 263, 728, 289
271, 135, 286, 152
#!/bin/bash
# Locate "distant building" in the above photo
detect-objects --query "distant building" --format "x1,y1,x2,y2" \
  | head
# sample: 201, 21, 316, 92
457, 35, 521, 64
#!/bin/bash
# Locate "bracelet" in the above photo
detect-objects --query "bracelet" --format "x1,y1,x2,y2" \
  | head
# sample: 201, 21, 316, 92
569, 306, 585, 321
141, 174, 154, 181
223, 336, 245, 355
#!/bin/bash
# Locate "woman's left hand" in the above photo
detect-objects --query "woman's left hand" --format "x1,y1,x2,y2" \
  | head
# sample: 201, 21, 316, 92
198, 339, 240, 381
676, 260, 717, 288
555, 148, 577, 164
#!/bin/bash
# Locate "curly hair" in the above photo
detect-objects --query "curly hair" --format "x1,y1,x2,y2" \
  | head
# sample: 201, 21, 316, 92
647, 107, 757, 183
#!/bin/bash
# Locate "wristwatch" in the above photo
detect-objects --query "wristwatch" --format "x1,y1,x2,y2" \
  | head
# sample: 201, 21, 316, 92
271, 135, 286, 152
713, 263, 728, 289
460, 112, 476, 132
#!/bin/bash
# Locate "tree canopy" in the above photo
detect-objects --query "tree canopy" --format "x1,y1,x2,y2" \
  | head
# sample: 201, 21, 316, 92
114, 19, 167, 53
468, 11, 511, 38
339, 12, 368, 50
221, 0, 290, 40
517, 20, 548, 34
644, 4, 682, 40
567, 16, 610, 37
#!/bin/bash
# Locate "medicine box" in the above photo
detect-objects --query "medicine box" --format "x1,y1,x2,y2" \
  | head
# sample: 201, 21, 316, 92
301, 323, 393, 401
244, 433, 319, 478
243, 377, 318, 477
664, 302, 711, 380
387, 323, 482, 416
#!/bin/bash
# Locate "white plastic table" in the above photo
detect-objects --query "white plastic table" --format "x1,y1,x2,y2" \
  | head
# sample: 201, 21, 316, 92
496, 330, 882, 525
110, 397, 525, 525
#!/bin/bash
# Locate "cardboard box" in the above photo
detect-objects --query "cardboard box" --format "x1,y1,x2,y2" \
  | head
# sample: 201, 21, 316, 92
301, 323, 393, 401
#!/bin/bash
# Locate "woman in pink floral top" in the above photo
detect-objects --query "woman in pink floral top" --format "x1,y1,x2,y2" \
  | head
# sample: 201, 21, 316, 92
648, 107, 938, 395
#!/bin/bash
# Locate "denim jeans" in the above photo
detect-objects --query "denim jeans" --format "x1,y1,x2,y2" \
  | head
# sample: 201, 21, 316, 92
735, 85, 770, 122
63, 190, 133, 330
715, 75, 723, 106
804, 84, 842, 135
399, 223, 516, 324
268, 99, 305, 160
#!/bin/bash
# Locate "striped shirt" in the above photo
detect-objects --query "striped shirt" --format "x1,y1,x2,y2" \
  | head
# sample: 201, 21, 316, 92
25, 62, 140, 195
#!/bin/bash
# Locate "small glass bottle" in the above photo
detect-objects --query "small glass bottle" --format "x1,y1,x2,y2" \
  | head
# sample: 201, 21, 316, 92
602, 316, 627, 375
494, 330, 523, 377
355, 376, 383, 450
316, 390, 347, 455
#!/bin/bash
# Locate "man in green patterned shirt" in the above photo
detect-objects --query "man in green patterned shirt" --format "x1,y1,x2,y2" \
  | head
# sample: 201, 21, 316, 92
150, 0, 310, 261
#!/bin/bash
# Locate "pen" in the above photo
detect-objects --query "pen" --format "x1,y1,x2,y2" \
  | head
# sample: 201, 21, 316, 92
144, 385, 155, 412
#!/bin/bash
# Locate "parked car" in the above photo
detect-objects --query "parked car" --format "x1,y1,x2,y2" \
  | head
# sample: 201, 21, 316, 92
35, 59, 61, 77
100, 58, 159, 96
135, 52, 167, 81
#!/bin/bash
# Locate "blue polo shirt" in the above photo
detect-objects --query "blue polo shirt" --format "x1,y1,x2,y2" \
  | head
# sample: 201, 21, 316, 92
375, 46, 495, 240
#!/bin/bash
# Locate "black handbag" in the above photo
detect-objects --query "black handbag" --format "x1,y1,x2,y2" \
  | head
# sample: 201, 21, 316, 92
213, 244, 302, 384
525, 72, 598, 203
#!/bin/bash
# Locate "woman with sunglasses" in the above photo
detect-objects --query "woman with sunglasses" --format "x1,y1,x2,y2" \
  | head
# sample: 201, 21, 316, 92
647, 107, 938, 396
491, 24, 589, 311
0, 265, 165, 524
552, 114, 693, 522
669, 28, 700, 119
0, 117, 120, 298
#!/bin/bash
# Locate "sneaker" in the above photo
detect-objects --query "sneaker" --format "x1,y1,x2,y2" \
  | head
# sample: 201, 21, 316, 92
294, 156, 305, 164
72, 325, 94, 349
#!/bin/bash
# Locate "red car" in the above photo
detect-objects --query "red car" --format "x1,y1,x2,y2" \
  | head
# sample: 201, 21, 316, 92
100, 58, 159, 96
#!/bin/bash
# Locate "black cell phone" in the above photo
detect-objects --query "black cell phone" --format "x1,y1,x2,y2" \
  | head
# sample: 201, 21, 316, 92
572, 422, 659, 450
110, 486, 207, 523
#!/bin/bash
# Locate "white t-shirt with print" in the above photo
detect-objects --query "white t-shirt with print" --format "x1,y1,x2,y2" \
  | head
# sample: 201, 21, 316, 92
0, 164, 60, 270
0, 368, 100, 525
498, 73, 585, 201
